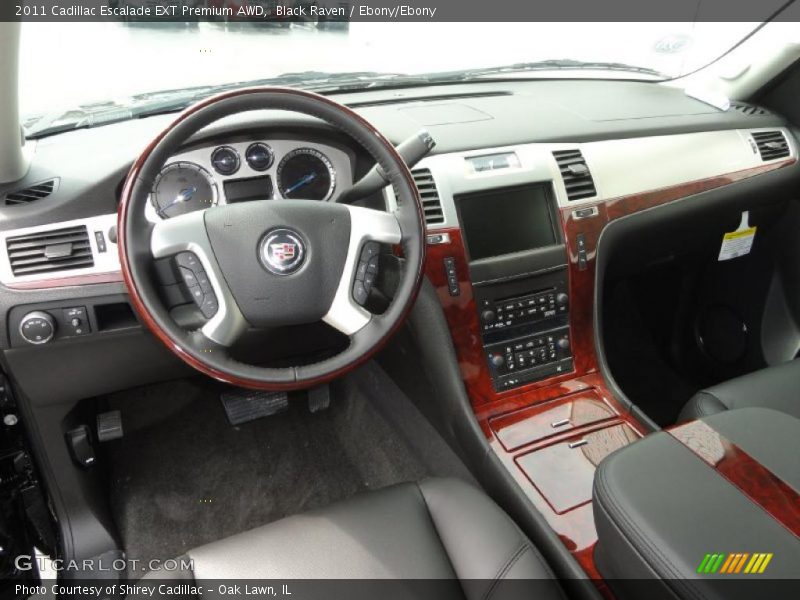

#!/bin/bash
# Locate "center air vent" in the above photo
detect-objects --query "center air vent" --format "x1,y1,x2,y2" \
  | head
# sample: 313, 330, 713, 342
553, 150, 596, 201
6, 225, 94, 277
411, 168, 444, 226
752, 131, 790, 161
4, 179, 58, 206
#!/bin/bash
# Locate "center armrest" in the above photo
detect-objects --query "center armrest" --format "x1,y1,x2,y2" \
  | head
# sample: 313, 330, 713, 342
592, 407, 800, 600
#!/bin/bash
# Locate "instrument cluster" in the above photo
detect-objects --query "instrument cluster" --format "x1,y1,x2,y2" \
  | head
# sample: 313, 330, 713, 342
147, 139, 353, 220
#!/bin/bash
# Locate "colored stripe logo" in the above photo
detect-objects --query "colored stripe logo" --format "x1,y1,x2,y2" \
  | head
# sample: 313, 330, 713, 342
697, 553, 773, 574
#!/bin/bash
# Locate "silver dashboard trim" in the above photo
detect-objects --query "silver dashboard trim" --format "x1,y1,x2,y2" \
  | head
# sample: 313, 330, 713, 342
1, 128, 794, 288
416, 127, 796, 230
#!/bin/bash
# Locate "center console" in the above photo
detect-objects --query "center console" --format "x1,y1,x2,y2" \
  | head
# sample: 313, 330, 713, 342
593, 407, 800, 599
455, 182, 573, 391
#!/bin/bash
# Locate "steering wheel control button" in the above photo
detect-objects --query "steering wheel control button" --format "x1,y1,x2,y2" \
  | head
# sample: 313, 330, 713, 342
175, 252, 219, 319
180, 267, 199, 287
258, 228, 306, 275
19, 311, 56, 345
211, 146, 240, 176
360, 241, 380, 261
353, 280, 369, 306
354, 242, 382, 303
176, 251, 201, 270
200, 294, 219, 319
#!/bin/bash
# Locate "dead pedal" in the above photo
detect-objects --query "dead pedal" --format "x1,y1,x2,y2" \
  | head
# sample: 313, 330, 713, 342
308, 385, 331, 413
220, 389, 288, 425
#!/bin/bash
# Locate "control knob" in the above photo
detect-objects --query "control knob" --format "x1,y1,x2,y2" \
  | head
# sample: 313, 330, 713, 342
481, 309, 497, 324
556, 292, 569, 306
19, 311, 56, 345
489, 354, 505, 368
557, 337, 571, 351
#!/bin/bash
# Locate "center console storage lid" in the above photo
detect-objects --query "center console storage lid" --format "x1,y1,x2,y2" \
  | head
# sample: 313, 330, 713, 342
593, 408, 800, 600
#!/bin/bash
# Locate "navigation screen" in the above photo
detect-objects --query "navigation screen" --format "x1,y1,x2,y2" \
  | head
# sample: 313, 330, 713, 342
457, 185, 557, 261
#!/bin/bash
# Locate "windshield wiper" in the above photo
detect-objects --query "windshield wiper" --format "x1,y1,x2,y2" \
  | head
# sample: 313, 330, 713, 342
24, 71, 432, 138
427, 60, 666, 81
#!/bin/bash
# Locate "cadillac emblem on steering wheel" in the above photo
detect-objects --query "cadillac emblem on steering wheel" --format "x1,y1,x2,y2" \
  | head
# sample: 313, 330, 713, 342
258, 228, 306, 275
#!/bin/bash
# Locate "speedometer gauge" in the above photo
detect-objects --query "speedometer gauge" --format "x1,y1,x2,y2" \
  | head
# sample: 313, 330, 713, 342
277, 148, 336, 201
151, 162, 217, 219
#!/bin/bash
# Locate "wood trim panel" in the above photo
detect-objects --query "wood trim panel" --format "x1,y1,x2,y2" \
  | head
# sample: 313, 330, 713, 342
2, 271, 124, 290
489, 389, 617, 452
669, 419, 800, 539
486, 376, 645, 587
423, 156, 796, 585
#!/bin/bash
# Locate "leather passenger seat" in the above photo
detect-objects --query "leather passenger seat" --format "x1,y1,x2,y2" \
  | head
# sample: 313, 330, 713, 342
143, 478, 566, 599
679, 359, 800, 422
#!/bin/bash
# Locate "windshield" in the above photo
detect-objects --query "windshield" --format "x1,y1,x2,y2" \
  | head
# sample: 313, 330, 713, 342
19, 21, 764, 127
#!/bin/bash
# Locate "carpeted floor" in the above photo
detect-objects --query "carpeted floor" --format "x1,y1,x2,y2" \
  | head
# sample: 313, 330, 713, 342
104, 362, 474, 575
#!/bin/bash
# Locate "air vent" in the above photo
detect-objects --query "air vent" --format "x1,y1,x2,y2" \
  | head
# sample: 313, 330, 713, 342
553, 150, 597, 201
752, 131, 790, 161
411, 168, 444, 226
730, 102, 769, 117
6, 225, 94, 277
4, 179, 58, 206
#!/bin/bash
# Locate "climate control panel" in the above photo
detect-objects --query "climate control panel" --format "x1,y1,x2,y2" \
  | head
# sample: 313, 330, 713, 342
485, 326, 573, 390
474, 269, 573, 391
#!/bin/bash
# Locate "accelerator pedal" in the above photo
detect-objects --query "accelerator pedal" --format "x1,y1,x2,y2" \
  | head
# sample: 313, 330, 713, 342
220, 389, 288, 425
308, 384, 331, 413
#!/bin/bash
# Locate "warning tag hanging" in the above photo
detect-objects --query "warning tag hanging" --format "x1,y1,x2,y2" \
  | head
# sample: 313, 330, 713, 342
719, 211, 756, 261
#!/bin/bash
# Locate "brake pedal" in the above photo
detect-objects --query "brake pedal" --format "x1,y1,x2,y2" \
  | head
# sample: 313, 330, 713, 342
96, 410, 123, 442
220, 389, 288, 425
308, 384, 331, 413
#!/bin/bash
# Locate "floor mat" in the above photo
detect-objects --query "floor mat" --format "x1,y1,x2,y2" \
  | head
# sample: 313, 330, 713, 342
105, 362, 475, 576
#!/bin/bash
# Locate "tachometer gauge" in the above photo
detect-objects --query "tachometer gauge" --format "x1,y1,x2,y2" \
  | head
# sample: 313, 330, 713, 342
277, 148, 336, 201
151, 162, 217, 219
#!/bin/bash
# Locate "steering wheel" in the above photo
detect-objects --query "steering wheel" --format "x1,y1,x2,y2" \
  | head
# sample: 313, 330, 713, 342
118, 88, 425, 390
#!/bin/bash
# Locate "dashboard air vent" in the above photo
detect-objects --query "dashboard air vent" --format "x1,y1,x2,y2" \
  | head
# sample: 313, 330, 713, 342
752, 131, 790, 161
411, 168, 444, 226
553, 150, 596, 201
730, 102, 769, 117
4, 178, 58, 206
6, 225, 94, 277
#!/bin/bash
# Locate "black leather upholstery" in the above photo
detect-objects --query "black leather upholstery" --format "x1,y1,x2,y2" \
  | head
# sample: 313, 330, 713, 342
679, 359, 800, 422
144, 478, 565, 600
593, 408, 800, 600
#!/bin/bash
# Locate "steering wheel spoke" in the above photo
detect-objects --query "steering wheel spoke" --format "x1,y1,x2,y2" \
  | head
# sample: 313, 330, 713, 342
323, 205, 402, 336
151, 211, 248, 347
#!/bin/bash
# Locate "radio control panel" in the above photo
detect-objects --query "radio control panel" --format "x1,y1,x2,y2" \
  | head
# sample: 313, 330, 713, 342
480, 288, 569, 333
474, 269, 573, 391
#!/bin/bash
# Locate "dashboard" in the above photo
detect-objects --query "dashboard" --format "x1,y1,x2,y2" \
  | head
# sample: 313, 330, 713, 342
0, 78, 799, 411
